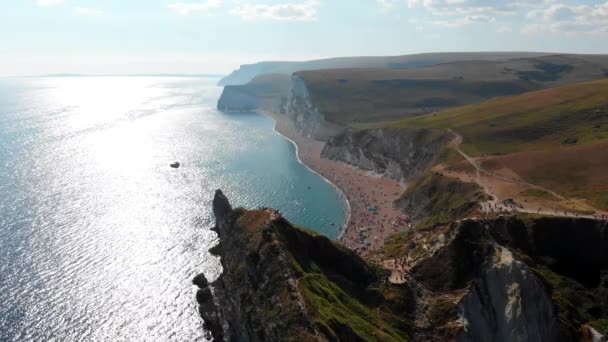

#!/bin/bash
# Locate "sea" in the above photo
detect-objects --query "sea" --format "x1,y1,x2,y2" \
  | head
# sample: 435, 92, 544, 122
0, 76, 347, 341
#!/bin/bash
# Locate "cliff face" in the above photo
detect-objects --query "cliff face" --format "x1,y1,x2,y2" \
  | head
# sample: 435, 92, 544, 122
383, 216, 608, 341
194, 191, 608, 341
321, 128, 452, 183
194, 190, 411, 341
217, 74, 291, 113
458, 246, 560, 341
216, 85, 262, 112
285, 75, 344, 140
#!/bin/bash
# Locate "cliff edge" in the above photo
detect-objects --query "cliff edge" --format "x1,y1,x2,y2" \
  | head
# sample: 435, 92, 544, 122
194, 191, 608, 341
194, 190, 411, 341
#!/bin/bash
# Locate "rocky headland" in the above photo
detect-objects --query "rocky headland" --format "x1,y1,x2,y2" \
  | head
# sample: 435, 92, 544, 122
195, 190, 608, 341
206, 53, 608, 340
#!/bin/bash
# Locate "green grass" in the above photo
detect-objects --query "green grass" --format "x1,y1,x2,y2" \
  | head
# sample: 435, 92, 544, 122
387, 79, 608, 156
531, 264, 607, 335
300, 274, 408, 341
590, 319, 608, 336
521, 189, 560, 201
435, 147, 465, 166
397, 172, 487, 229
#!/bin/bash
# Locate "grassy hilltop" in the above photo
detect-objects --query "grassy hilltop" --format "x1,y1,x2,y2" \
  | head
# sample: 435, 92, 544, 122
384, 78, 608, 210
298, 54, 608, 126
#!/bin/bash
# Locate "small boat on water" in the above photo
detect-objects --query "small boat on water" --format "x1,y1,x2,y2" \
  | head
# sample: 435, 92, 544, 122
170, 162, 180, 169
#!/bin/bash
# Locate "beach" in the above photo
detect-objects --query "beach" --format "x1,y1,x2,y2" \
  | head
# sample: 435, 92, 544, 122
262, 111, 408, 255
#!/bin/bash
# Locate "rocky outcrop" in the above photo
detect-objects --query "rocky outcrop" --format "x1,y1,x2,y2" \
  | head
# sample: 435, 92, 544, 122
194, 191, 608, 341
458, 247, 560, 341
194, 190, 410, 341
381, 216, 608, 341
321, 128, 452, 182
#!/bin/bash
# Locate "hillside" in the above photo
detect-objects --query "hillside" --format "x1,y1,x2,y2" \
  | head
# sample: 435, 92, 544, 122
195, 190, 608, 341
219, 52, 550, 86
217, 54, 608, 141
384, 78, 608, 211
298, 54, 608, 125
389, 78, 608, 155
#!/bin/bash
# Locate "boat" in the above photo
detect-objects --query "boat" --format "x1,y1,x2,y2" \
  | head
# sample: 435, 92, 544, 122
170, 162, 180, 168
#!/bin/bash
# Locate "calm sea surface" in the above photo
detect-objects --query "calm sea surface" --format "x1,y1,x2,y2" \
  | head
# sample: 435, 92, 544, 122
0, 77, 347, 341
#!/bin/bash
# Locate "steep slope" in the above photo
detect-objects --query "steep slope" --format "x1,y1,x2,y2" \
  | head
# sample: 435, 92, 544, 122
194, 191, 608, 341
195, 190, 411, 341
219, 52, 549, 86
381, 215, 608, 341
321, 127, 452, 182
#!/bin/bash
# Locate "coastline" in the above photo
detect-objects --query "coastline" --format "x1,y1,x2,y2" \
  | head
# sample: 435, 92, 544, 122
264, 113, 353, 240
259, 110, 407, 255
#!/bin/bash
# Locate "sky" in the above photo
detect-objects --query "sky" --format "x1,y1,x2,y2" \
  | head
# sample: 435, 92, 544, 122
1, 0, 608, 76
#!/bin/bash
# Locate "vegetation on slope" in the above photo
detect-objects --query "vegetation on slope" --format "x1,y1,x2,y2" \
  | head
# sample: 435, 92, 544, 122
389, 78, 608, 156
394, 172, 488, 229
298, 55, 608, 126
227, 206, 412, 341
273, 220, 411, 341
385, 78, 608, 210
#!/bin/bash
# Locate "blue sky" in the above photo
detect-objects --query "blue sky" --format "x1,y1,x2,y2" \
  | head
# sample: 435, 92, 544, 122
1, 0, 607, 76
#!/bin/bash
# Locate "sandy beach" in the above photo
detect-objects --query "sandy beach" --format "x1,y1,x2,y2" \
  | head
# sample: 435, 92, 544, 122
262, 111, 408, 255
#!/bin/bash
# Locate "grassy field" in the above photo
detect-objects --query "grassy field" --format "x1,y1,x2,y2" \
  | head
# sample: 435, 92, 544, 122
388, 78, 608, 156
298, 55, 608, 126
384, 78, 608, 210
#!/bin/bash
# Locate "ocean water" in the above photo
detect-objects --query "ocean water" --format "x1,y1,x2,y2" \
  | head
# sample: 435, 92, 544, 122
0, 77, 347, 341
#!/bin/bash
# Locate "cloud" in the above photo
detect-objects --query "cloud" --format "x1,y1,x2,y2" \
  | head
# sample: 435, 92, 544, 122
231, 0, 320, 21
497, 25, 513, 33
376, 0, 399, 9
432, 14, 495, 27
36, 0, 64, 7
524, 2, 608, 34
168, 0, 222, 16
74, 7, 104, 16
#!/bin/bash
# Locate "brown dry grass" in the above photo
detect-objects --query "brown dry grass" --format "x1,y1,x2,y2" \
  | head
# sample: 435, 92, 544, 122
485, 141, 608, 210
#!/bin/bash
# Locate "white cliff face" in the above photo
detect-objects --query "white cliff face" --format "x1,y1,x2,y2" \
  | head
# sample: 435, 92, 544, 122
321, 128, 451, 183
458, 247, 560, 342
285, 75, 343, 140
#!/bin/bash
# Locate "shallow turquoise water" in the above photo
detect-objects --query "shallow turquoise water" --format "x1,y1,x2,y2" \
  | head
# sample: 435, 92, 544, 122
0, 77, 347, 341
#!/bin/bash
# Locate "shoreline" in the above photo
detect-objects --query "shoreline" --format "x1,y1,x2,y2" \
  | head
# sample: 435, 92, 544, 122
265, 112, 352, 240
259, 110, 407, 255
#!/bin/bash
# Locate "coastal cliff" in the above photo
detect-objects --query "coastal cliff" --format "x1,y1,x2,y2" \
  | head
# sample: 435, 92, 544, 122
194, 191, 608, 341
285, 75, 344, 140
217, 74, 290, 113
217, 74, 345, 140
194, 190, 411, 341
321, 128, 451, 183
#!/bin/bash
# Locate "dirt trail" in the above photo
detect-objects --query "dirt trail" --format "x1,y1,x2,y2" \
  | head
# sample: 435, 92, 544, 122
448, 130, 566, 200
447, 129, 607, 220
